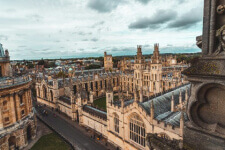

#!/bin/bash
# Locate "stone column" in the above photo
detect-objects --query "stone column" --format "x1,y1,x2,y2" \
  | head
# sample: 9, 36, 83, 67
9, 94, 16, 123
0, 107, 3, 128
15, 94, 21, 120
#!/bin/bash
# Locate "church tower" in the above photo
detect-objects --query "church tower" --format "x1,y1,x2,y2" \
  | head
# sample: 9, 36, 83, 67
150, 44, 162, 94
134, 45, 145, 91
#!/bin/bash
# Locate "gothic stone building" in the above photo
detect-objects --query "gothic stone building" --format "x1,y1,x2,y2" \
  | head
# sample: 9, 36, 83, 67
35, 44, 189, 149
0, 44, 36, 150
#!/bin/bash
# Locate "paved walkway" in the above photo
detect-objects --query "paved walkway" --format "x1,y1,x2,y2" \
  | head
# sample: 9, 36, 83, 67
35, 103, 114, 150
24, 119, 52, 150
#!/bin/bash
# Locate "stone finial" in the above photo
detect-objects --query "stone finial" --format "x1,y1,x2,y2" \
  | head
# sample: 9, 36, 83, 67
151, 100, 154, 122
134, 88, 138, 102
179, 89, 182, 104
180, 111, 184, 137
185, 87, 188, 101
121, 96, 124, 108
171, 92, 175, 112
139, 87, 143, 102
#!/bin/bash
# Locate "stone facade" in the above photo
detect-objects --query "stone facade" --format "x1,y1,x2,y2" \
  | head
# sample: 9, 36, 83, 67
0, 45, 36, 150
120, 45, 188, 96
183, 0, 225, 149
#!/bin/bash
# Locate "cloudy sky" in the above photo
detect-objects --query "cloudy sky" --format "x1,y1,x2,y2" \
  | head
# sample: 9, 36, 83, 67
0, 0, 203, 60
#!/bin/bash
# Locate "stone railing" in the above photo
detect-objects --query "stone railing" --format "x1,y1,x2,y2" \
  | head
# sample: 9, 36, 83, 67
0, 56, 10, 62
0, 75, 31, 89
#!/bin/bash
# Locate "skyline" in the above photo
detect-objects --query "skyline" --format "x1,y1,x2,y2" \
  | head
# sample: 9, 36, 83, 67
0, 0, 203, 60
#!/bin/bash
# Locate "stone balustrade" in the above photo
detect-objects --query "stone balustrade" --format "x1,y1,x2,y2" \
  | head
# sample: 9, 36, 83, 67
0, 75, 31, 89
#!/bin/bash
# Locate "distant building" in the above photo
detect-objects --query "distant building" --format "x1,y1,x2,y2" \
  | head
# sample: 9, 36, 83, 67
104, 52, 113, 71
0, 44, 36, 150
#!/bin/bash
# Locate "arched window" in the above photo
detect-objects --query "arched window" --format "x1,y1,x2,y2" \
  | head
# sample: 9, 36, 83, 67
50, 90, 53, 101
73, 85, 77, 94
114, 113, 119, 133
129, 113, 145, 147
37, 87, 40, 97
3, 101, 7, 110
19, 95, 23, 104
3, 101, 7, 106
43, 85, 47, 99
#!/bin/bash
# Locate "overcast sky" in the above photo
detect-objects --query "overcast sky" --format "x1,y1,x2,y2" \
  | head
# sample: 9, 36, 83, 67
0, 0, 203, 60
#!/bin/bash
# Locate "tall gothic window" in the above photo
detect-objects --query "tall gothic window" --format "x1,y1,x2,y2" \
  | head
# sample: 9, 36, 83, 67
43, 85, 47, 99
50, 90, 53, 101
74, 85, 77, 94
19, 95, 23, 104
114, 113, 119, 133
129, 114, 145, 147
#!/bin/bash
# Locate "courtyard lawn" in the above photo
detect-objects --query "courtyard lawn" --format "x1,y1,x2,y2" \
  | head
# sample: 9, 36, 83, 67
30, 133, 72, 150
93, 96, 119, 111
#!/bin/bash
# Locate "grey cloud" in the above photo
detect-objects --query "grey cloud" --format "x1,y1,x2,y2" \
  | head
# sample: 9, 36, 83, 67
78, 48, 84, 51
91, 21, 105, 28
82, 39, 88, 41
0, 35, 8, 41
129, 9, 177, 29
168, 7, 203, 29
91, 38, 98, 42
27, 14, 43, 22
73, 31, 92, 36
87, 0, 122, 13
135, 0, 151, 4
18, 45, 27, 48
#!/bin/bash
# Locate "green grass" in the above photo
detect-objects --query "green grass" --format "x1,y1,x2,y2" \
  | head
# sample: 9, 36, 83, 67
93, 96, 119, 111
30, 133, 71, 150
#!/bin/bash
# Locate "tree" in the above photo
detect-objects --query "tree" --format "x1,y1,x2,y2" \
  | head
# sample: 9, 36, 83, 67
27, 63, 34, 69
56, 71, 68, 78
85, 64, 101, 70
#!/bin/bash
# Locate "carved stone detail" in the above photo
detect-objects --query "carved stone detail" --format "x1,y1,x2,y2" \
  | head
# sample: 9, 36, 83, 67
189, 82, 225, 135
215, 25, 225, 55
217, 5, 225, 15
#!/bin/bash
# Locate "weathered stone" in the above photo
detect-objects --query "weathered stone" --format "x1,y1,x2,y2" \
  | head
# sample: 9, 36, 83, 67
184, 0, 225, 149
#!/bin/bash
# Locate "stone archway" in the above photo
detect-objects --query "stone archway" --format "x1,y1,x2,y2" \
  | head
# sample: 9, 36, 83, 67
27, 125, 32, 142
8, 136, 16, 150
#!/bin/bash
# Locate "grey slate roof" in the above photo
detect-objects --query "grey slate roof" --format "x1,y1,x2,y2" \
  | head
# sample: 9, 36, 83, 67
141, 84, 190, 116
59, 96, 71, 105
83, 105, 107, 120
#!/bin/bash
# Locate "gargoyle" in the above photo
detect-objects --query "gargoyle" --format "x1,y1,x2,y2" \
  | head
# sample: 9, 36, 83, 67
215, 25, 225, 55
196, 35, 202, 49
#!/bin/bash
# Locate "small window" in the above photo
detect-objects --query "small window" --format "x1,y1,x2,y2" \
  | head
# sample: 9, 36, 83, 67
20, 95, 23, 104
3, 101, 7, 106
21, 110, 25, 116
4, 117, 9, 122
